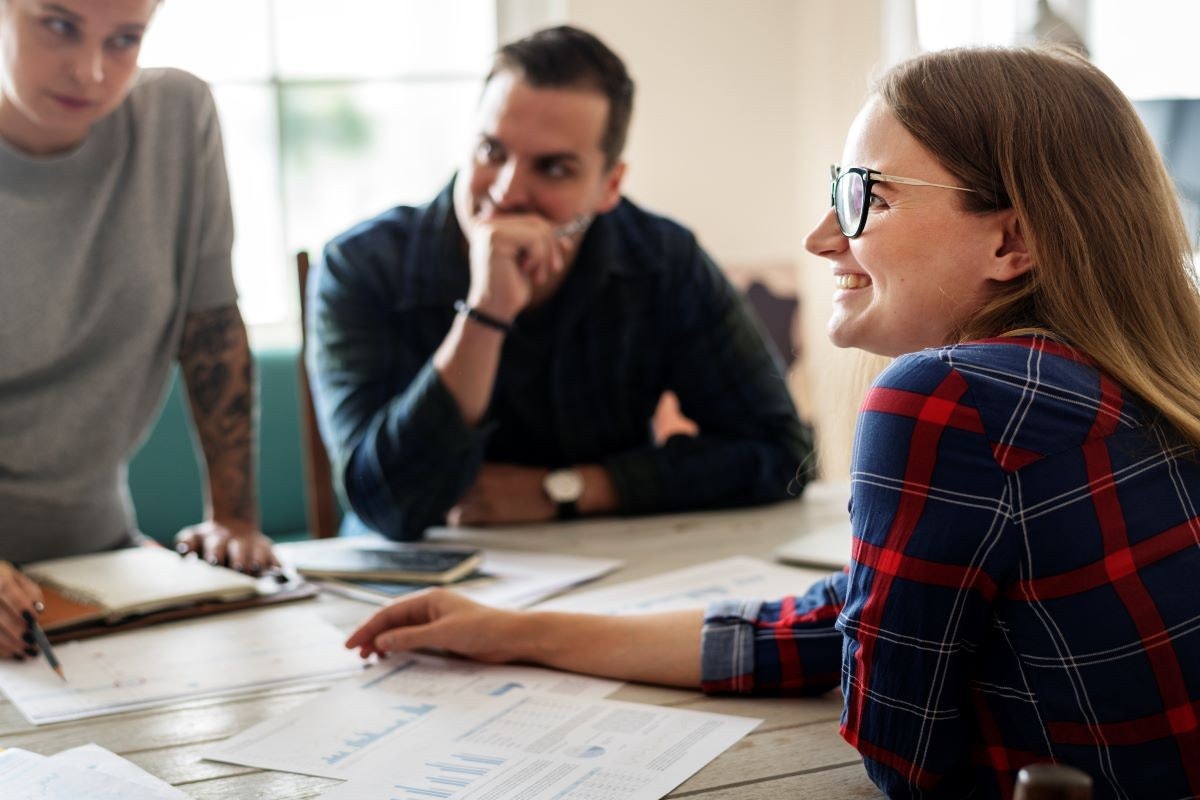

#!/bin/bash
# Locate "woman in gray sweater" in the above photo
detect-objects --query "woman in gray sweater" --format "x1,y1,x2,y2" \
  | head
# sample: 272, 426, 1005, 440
0, 0, 274, 660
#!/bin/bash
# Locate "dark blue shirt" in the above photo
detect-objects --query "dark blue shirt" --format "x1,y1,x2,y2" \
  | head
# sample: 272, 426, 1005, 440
308, 182, 814, 540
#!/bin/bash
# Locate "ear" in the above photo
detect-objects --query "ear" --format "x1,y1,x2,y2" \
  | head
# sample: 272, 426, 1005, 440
594, 161, 627, 214
989, 209, 1034, 282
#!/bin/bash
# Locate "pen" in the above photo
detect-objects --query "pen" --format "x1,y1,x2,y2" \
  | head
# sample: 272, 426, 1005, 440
28, 619, 65, 682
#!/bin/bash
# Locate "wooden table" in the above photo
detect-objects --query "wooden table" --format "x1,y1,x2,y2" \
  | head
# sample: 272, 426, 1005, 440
0, 483, 879, 798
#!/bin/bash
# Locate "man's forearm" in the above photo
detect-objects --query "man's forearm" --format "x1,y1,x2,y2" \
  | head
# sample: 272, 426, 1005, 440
178, 305, 258, 525
432, 312, 506, 427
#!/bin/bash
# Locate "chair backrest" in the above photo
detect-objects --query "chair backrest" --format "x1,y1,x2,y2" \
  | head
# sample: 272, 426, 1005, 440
296, 251, 340, 538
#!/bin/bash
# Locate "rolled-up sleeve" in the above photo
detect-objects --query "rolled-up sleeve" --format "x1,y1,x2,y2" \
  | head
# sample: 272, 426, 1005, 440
701, 571, 847, 696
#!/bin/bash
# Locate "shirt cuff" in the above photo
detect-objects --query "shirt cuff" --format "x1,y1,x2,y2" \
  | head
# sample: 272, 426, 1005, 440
700, 598, 764, 694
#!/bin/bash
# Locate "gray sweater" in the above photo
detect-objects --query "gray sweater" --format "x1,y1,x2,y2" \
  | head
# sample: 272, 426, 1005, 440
0, 68, 237, 563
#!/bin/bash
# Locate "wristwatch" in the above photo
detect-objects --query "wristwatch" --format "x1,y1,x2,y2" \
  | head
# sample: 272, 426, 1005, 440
543, 468, 584, 519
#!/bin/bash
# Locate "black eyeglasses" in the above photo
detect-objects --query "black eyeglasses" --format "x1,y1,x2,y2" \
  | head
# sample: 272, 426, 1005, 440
830, 165, 976, 238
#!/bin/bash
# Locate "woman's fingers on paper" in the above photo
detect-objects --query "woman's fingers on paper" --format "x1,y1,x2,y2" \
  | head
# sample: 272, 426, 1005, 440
345, 592, 440, 651
1, 628, 27, 659
374, 623, 439, 654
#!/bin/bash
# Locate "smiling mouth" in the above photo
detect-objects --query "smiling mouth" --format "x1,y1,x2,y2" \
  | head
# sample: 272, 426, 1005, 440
835, 274, 872, 289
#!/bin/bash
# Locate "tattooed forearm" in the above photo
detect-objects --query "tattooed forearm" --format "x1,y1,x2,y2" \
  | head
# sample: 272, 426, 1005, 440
179, 306, 258, 525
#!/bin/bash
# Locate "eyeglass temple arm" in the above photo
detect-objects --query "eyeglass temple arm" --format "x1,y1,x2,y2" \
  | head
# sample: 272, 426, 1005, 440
872, 172, 976, 193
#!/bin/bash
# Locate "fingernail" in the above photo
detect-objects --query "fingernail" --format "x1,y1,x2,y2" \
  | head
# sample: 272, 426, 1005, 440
175, 544, 189, 555
22, 632, 34, 645
24, 647, 37, 657
33, 601, 44, 613
207, 557, 218, 565
21, 610, 33, 625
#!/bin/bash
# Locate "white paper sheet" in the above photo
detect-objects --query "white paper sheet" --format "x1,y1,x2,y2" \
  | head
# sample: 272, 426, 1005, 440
320, 693, 761, 800
276, 538, 622, 609
535, 555, 834, 615
202, 652, 622, 778
0, 606, 364, 724
0, 745, 185, 799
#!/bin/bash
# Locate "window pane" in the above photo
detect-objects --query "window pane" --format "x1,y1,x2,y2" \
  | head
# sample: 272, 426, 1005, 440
274, 0, 496, 79
280, 82, 480, 258
140, 0, 273, 81
212, 86, 290, 327
1092, 0, 1200, 99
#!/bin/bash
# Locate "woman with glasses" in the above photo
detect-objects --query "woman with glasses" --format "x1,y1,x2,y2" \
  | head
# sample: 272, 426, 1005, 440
346, 45, 1200, 798
0, 0, 276, 660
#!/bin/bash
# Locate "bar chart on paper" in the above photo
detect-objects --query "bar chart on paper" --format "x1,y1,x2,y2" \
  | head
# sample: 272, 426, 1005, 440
394, 752, 508, 798
323, 703, 437, 768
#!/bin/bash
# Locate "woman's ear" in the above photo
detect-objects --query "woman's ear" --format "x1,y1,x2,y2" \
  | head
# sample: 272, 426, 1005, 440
991, 209, 1033, 282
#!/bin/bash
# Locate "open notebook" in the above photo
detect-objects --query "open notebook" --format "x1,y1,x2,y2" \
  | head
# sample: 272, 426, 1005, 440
25, 548, 262, 632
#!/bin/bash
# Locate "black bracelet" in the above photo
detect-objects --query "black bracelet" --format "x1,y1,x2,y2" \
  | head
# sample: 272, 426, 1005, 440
454, 300, 514, 335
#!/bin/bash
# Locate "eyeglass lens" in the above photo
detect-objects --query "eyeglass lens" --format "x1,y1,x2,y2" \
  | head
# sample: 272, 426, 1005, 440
834, 171, 865, 236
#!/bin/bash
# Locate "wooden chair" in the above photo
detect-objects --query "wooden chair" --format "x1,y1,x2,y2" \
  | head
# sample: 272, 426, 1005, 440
296, 251, 339, 538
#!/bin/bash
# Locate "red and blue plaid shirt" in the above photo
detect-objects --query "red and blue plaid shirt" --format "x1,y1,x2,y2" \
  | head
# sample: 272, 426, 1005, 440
702, 336, 1200, 798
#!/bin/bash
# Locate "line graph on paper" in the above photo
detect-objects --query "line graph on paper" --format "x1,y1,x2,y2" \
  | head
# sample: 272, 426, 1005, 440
393, 752, 508, 799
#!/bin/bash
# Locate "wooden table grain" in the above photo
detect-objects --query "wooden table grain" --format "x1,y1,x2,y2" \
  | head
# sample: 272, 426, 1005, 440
0, 483, 878, 798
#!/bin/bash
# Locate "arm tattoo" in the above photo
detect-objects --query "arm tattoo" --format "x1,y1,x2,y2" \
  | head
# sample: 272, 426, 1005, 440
179, 305, 258, 525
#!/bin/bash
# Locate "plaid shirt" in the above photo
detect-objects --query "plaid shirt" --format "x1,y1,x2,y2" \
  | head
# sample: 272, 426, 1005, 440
702, 336, 1200, 799
308, 181, 814, 540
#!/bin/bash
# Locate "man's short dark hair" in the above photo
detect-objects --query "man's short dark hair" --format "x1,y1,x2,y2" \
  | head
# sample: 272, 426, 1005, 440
488, 25, 635, 168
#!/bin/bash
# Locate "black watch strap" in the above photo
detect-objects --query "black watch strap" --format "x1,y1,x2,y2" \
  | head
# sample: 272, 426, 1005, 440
556, 500, 579, 520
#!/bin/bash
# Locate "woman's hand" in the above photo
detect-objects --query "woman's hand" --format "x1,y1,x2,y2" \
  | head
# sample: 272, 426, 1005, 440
345, 588, 705, 688
174, 519, 279, 575
345, 589, 526, 663
0, 562, 44, 660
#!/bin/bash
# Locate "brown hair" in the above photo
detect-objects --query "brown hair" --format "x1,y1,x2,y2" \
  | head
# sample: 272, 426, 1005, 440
878, 46, 1200, 448
488, 25, 634, 168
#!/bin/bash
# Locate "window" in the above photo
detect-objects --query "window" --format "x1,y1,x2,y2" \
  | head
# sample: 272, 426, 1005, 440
913, 0, 1200, 249
139, 0, 497, 343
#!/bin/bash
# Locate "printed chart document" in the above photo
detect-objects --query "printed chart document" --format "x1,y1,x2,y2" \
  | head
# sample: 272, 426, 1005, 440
202, 653, 623, 778
536, 556, 833, 615
0, 606, 363, 724
0, 744, 185, 799
320, 693, 761, 800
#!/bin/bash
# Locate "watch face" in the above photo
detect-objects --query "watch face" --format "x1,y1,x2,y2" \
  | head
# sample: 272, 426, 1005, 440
544, 469, 584, 503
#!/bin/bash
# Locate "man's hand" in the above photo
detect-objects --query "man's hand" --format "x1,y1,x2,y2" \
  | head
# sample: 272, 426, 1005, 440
174, 519, 278, 574
465, 215, 570, 322
345, 589, 524, 663
447, 463, 555, 526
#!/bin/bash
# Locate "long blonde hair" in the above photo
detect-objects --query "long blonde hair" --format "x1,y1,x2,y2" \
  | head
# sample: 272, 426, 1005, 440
878, 46, 1200, 448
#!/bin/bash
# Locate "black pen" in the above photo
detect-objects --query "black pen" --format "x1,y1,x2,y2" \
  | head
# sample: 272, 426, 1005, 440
28, 619, 65, 682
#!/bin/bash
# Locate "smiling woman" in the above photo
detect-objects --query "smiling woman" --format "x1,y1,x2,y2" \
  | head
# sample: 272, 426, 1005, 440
342, 46, 1200, 799
0, 0, 277, 660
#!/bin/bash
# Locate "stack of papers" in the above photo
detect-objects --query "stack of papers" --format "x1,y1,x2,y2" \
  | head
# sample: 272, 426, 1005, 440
0, 606, 363, 725
204, 655, 759, 800
535, 555, 833, 615
0, 744, 185, 799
